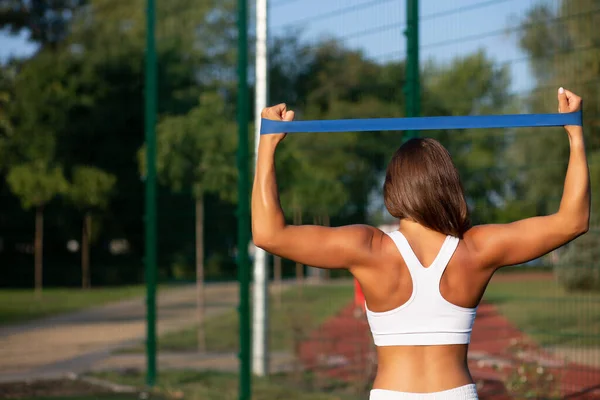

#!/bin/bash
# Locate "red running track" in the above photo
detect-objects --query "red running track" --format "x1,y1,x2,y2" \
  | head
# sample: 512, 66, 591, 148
299, 302, 600, 399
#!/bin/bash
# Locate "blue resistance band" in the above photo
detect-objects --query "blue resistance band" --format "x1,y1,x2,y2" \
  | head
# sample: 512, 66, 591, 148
260, 110, 582, 135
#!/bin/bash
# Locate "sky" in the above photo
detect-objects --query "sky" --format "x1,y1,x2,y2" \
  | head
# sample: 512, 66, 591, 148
268, 0, 543, 93
0, 0, 544, 92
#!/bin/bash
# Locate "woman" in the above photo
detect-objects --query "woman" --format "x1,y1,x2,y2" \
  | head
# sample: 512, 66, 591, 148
251, 88, 589, 399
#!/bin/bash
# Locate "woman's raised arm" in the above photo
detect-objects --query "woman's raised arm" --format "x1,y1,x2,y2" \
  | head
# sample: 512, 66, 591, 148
467, 88, 590, 270
251, 104, 379, 269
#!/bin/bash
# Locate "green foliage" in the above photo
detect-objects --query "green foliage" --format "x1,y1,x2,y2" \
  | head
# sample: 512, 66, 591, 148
497, 339, 562, 399
9, 50, 81, 162
0, 0, 87, 46
152, 91, 237, 202
6, 162, 68, 209
3, 0, 595, 286
2, 0, 241, 287
555, 230, 600, 292
0, 64, 16, 171
271, 41, 407, 221
423, 50, 514, 224
515, 0, 600, 196
513, 0, 600, 262
65, 0, 238, 104
271, 43, 514, 224
277, 133, 354, 219
423, 50, 513, 116
68, 166, 116, 210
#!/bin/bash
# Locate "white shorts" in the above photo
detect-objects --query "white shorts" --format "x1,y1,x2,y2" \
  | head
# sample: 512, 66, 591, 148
369, 384, 478, 400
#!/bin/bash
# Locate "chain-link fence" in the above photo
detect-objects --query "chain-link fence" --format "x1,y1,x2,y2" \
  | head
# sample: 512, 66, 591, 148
0, 0, 598, 399
262, 0, 600, 398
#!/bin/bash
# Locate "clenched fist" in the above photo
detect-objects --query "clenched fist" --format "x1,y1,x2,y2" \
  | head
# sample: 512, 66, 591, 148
260, 103, 295, 143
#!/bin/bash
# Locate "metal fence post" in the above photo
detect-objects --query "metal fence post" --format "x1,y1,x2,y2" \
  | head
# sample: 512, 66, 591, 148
404, 0, 420, 139
144, 0, 158, 388
237, 0, 251, 398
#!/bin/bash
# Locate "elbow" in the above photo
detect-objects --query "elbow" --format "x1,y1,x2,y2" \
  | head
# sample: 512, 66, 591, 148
558, 209, 589, 238
576, 208, 591, 236
252, 229, 278, 252
568, 217, 589, 238
251, 216, 286, 251
575, 219, 590, 236
252, 235, 269, 251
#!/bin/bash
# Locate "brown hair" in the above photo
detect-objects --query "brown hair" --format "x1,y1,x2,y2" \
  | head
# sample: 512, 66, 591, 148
383, 138, 471, 238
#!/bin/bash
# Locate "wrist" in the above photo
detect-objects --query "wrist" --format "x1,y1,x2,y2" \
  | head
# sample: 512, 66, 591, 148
566, 124, 583, 136
567, 130, 585, 148
258, 136, 280, 157
259, 135, 284, 148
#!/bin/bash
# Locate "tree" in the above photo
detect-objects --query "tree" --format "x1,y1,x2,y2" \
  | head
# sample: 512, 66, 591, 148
514, 0, 600, 277
3, 50, 77, 290
6, 162, 68, 294
270, 39, 514, 228
67, 166, 116, 288
1, 0, 241, 286
58, 0, 240, 263
276, 127, 357, 284
0, 0, 87, 46
274, 39, 410, 225
421, 50, 514, 224
149, 91, 237, 351
266, 38, 513, 284
515, 0, 600, 211
0, 64, 16, 172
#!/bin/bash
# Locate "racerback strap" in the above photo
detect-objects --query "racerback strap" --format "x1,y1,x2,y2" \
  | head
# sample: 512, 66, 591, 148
387, 231, 458, 274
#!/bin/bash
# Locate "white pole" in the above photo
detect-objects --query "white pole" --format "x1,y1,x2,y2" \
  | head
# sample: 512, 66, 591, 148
252, 0, 269, 377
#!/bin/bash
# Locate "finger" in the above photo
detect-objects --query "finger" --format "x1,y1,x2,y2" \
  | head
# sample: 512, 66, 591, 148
558, 87, 568, 113
564, 89, 581, 105
563, 89, 578, 100
283, 110, 295, 122
272, 103, 289, 120
262, 104, 286, 119
271, 103, 287, 116
262, 104, 286, 121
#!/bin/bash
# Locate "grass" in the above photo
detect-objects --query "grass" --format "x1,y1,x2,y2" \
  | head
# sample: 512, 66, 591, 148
0, 285, 150, 325
0, 377, 166, 400
90, 370, 360, 400
124, 282, 354, 353
484, 278, 600, 347
18, 396, 158, 400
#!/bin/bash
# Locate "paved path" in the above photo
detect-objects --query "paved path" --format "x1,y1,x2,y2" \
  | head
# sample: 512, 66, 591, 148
0, 283, 239, 383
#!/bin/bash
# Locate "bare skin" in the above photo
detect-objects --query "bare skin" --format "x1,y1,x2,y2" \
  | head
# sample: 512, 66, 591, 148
251, 88, 589, 393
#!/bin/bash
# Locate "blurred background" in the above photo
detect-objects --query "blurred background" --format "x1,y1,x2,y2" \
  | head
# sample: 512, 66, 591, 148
0, 0, 599, 399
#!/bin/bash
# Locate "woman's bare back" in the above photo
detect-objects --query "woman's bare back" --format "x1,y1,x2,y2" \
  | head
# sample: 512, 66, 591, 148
354, 220, 495, 392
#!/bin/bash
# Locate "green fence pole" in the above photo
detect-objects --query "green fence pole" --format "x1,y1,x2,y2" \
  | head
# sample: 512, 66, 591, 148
237, 0, 251, 399
144, 0, 158, 388
404, 0, 420, 140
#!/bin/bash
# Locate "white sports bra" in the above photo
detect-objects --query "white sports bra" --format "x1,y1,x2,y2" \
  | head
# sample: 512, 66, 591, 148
365, 231, 477, 346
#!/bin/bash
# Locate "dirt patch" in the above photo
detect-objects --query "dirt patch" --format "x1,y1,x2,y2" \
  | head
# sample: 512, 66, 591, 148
0, 378, 113, 399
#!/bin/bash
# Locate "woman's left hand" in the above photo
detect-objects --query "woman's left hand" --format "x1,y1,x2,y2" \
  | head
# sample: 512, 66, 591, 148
260, 103, 295, 143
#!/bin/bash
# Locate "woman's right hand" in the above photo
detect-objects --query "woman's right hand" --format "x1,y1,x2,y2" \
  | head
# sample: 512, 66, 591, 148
558, 87, 583, 136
